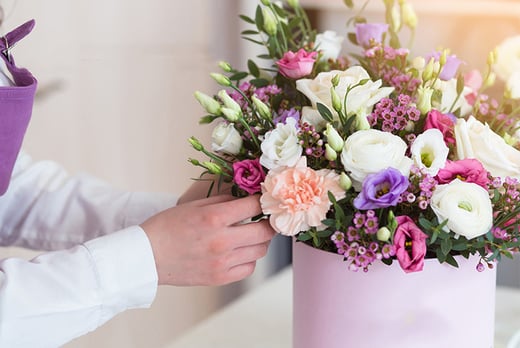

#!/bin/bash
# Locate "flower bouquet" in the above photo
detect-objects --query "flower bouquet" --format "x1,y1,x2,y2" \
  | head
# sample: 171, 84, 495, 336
189, 0, 520, 346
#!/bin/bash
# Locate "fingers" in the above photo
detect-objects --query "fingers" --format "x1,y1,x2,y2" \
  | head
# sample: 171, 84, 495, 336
215, 195, 264, 225
230, 219, 276, 249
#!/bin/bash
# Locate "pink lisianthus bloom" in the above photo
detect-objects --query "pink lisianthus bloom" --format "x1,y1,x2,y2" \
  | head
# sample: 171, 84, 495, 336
464, 69, 483, 105
436, 159, 490, 189
276, 49, 318, 79
393, 216, 428, 273
424, 109, 456, 145
354, 23, 388, 48
426, 51, 463, 81
260, 157, 345, 236
233, 158, 266, 194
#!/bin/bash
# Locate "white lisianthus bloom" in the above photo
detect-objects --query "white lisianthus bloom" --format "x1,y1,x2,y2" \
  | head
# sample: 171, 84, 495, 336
296, 66, 394, 129
506, 71, 520, 99
211, 122, 243, 155
260, 117, 302, 169
410, 128, 449, 176
430, 179, 493, 239
493, 35, 520, 83
454, 116, 520, 180
340, 129, 412, 190
315, 30, 344, 61
432, 78, 472, 116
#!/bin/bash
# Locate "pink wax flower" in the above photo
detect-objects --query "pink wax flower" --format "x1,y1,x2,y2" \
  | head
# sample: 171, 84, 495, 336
233, 158, 266, 195
436, 159, 490, 189
260, 157, 345, 236
424, 109, 456, 145
276, 49, 318, 79
393, 216, 428, 273
355, 23, 388, 48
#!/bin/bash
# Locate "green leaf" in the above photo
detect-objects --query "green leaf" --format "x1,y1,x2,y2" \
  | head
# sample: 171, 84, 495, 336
241, 30, 260, 36
242, 37, 264, 46
249, 78, 270, 88
347, 32, 358, 46
297, 232, 312, 242
317, 229, 334, 238
229, 72, 249, 81
445, 254, 459, 268
257, 54, 273, 60
441, 237, 452, 256
239, 14, 256, 25
247, 59, 260, 78
255, 5, 264, 32
199, 115, 220, 124
456, 74, 465, 95
317, 103, 334, 122
343, 0, 354, 8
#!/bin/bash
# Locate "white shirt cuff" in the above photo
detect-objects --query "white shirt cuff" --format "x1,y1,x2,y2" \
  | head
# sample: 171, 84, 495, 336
83, 225, 158, 325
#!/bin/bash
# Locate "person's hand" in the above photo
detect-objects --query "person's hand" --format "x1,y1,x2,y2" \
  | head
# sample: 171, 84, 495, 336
141, 194, 276, 286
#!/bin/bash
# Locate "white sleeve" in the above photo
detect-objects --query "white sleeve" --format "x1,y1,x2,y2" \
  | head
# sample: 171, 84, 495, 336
0, 151, 178, 250
0, 225, 159, 348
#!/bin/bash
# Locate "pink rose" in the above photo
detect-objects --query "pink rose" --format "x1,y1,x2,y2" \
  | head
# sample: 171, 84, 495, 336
436, 159, 490, 188
424, 110, 456, 145
393, 216, 428, 273
233, 158, 266, 195
276, 49, 318, 79
260, 157, 345, 236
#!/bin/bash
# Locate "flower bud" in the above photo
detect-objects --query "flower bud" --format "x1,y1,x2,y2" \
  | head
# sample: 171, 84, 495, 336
324, 144, 338, 161
218, 61, 232, 72
210, 73, 232, 87
400, 1, 417, 29
188, 136, 204, 151
390, 5, 401, 32
484, 71, 496, 88
252, 95, 272, 119
355, 114, 371, 130
324, 123, 344, 152
422, 58, 435, 82
203, 161, 223, 175
439, 49, 448, 66
287, 0, 299, 9
221, 107, 241, 122
218, 89, 242, 113
377, 227, 391, 242
330, 87, 342, 113
262, 7, 278, 36
331, 74, 340, 87
188, 158, 200, 166
503, 133, 517, 146
487, 49, 497, 66
339, 172, 352, 191
194, 91, 222, 115
416, 85, 434, 114
260, 0, 271, 5
412, 56, 425, 70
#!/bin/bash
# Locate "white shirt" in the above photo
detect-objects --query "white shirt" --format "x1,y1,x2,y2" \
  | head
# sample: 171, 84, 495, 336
0, 152, 177, 347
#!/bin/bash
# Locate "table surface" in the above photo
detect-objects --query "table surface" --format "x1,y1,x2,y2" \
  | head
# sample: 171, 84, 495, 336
166, 267, 520, 348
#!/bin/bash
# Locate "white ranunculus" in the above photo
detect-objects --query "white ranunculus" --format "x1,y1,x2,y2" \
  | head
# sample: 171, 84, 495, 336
296, 66, 394, 129
315, 30, 344, 61
211, 122, 242, 155
340, 129, 412, 189
493, 35, 520, 83
430, 179, 493, 239
410, 128, 449, 176
432, 78, 472, 116
260, 117, 302, 170
454, 116, 520, 180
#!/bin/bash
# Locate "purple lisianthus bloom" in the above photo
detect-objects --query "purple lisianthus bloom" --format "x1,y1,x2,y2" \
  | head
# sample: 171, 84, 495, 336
353, 167, 409, 210
273, 108, 300, 125
233, 158, 266, 194
355, 23, 389, 48
426, 51, 463, 81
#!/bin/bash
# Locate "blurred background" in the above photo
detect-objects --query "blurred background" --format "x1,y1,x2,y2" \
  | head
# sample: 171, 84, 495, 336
0, 0, 519, 347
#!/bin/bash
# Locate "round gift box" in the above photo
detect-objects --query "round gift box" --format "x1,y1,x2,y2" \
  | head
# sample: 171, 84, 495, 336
293, 240, 497, 348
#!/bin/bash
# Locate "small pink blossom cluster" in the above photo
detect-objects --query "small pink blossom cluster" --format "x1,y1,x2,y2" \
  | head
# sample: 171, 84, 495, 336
364, 46, 421, 94
230, 81, 282, 111
399, 165, 438, 210
331, 211, 396, 272
368, 94, 420, 136
298, 122, 325, 160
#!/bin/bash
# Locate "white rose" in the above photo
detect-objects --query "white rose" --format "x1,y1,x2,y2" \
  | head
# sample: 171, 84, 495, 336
315, 30, 344, 61
260, 117, 302, 170
296, 66, 394, 129
432, 78, 472, 116
211, 122, 242, 155
454, 116, 520, 180
430, 179, 493, 239
410, 128, 449, 176
493, 35, 520, 83
340, 129, 412, 189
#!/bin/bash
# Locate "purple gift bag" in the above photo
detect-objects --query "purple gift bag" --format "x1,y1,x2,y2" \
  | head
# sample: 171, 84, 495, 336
0, 20, 37, 195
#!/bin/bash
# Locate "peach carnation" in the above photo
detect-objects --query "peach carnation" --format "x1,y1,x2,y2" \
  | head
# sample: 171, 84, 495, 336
260, 157, 345, 236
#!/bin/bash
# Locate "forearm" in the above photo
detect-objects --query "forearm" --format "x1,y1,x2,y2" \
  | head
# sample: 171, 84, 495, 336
0, 226, 158, 348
